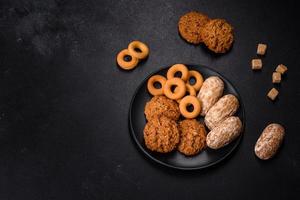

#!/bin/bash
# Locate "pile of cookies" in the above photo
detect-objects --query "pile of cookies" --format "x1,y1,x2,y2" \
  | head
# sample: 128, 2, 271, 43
143, 64, 242, 156
178, 11, 234, 53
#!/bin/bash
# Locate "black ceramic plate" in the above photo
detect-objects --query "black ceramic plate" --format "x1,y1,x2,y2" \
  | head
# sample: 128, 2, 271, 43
129, 64, 245, 170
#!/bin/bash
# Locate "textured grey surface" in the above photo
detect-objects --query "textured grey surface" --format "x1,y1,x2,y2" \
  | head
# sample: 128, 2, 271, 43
0, 0, 299, 199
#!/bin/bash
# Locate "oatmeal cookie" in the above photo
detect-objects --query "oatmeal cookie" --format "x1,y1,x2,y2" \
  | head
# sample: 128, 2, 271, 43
200, 19, 234, 53
144, 116, 180, 153
178, 119, 207, 156
178, 11, 210, 44
144, 96, 180, 121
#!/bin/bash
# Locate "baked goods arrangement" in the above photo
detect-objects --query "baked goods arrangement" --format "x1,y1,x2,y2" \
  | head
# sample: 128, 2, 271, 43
122, 11, 288, 165
143, 64, 243, 156
178, 11, 234, 53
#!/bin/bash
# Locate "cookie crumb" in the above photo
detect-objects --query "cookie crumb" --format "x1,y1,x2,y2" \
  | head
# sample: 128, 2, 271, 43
267, 88, 279, 101
252, 59, 262, 70
275, 64, 288, 74
257, 43, 267, 55
272, 72, 281, 83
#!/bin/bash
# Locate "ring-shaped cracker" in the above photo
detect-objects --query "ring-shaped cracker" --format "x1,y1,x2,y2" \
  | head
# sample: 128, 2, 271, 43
128, 41, 149, 59
147, 75, 167, 96
163, 78, 186, 100
117, 49, 139, 70
176, 84, 197, 103
179, 95, 201, 119
187, 70, 204, 91
167, 64, 189, 81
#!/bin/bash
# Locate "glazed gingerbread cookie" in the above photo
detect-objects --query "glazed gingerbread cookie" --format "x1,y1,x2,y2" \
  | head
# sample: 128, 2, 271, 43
200, 19, 234, 53
178, 11, 210, 44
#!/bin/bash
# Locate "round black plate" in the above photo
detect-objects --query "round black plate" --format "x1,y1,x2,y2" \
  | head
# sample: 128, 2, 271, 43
129, 64, 245, 170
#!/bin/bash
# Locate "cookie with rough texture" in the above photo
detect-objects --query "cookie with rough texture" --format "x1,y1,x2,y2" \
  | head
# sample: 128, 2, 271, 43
178, 11, 210, 44
178, 119, 207, 156
144, 96, 180, 121
144, 116, 180, 153
201, 19, 234, 53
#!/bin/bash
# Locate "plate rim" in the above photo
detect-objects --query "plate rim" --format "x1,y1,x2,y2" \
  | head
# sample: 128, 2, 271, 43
128, 64, 246, 170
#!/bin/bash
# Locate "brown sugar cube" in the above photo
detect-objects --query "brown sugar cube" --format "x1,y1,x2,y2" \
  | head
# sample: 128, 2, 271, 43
257, 43, 267, 55
275, 64, 288, 74
252, 59, 262, 70
272, 72, 281, 83
267, 88, 279, 101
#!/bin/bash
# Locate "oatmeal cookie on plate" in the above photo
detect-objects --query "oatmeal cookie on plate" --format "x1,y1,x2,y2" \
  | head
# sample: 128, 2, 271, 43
144, 96, 180, 121
178, 119, 207, 156
144, 116, 180, 153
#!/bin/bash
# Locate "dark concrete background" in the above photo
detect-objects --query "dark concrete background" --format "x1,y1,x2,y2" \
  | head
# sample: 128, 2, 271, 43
0, 0, 299, 199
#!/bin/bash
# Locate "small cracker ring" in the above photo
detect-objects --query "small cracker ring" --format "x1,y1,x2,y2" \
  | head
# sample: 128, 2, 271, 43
147, 75, 167, 96
128, 41, 149, 59
176, 84, 197, 103
179, 95, 201, 119
187, 70, 204, 91
167, 64, 189, 81
117, 49, 139, 70
163, 78, 186, 100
